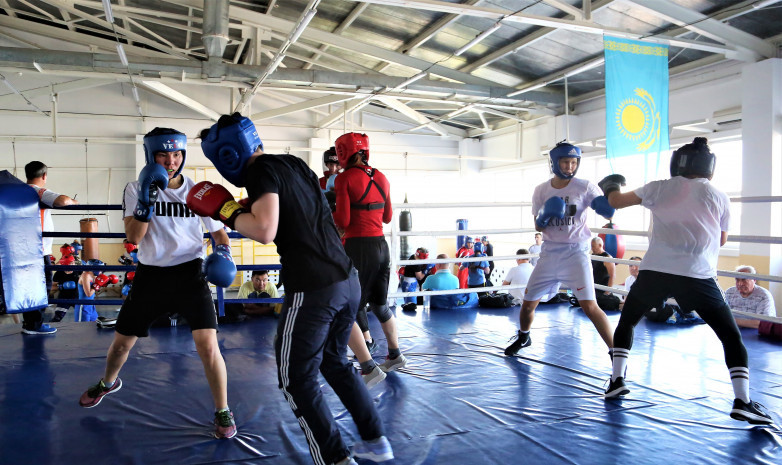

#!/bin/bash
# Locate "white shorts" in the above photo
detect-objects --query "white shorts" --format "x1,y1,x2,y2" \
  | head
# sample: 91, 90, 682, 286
524, 241, 596, 302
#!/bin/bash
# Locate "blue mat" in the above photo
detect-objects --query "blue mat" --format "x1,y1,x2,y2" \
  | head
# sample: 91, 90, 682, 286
1, 304, 780, 464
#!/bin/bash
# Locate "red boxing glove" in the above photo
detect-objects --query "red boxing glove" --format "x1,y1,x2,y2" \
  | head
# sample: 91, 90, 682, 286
92, 274, 109, 290
108, 274, 119, 285
186, 181, 247, 229
238, 197, 252, 208
123, 242, 137, 254
126, 271, 135, 282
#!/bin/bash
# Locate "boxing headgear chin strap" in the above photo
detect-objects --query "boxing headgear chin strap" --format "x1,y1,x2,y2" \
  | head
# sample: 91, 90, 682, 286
143, 129, 188, 178
335, 132, 369, 167
670, 137, 715, 179
549, 141, 581, 179
201, 114, 263, 188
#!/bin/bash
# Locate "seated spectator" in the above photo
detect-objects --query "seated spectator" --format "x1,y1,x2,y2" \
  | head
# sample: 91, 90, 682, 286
400, 247, 430, 312
591, 237, 620, 311
51, 255, 81, 322
725, 265, 776, 328
619, 256, 642, 310
238, 270, 281, 317
460, 242, 490, 296
502, 248, 533, 305
422, 254, 477, 309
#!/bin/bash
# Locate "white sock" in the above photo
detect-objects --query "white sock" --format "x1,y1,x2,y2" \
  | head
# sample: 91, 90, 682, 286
102, 378, 115, 388
611, 348, 630, 381
729, 367, 750, 403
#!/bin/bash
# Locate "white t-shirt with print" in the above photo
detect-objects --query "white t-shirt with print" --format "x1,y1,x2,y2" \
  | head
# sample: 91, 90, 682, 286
634, 177, 729, 279
29, 184, 61, 255
123, 175, 223, 267
532, 177, 602, 245
504, 262, 534, 301
725, 285, 775, 316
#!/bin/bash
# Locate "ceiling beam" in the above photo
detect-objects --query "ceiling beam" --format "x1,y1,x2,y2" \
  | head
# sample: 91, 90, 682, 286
349, 0, 754, 58
249, 94, 356, 121
316, 97, 373, 128
0, 78, 114, 105
377, 95, 451, 136
138, 80, 222, 120
302, 2, 368, 70
460, 0, 615, 73
626, 0, 775, 60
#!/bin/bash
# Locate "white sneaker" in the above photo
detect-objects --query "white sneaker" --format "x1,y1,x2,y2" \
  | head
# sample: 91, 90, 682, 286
362, 367, 386, 388
379, 354, 407, 373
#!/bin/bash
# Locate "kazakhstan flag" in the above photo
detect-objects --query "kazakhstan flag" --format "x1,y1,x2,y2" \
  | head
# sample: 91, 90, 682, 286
604, 36, 669, 159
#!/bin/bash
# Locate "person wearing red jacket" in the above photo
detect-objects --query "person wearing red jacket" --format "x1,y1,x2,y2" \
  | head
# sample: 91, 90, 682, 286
455, 237, 475, 289
333, 133, 407, 378
319, 146, 340, 191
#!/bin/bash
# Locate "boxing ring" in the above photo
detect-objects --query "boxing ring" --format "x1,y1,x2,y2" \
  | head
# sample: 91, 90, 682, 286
1, 201, 781, 465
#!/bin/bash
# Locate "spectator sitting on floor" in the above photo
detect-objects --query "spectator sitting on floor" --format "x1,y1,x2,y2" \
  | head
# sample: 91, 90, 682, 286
422, 254, 478, 309
502, 249, 534, 305
460, 242, 490, 296
238, 269, 281, 317
725, 265, 776, 328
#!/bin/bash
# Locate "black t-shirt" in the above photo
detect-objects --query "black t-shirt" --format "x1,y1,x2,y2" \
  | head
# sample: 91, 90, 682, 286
592, 251, 611, 286
245, 154, 352, 292
403, 254, 426, 278
53, 270, 81, 299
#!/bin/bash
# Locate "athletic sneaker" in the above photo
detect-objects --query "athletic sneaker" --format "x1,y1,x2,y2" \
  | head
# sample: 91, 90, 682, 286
79, 378, 123, 408
213, 409, 237, 439
362, 366, 387, 388
21, 324, 57, 335
504, 331, 531, 356
379, 354, 407, 373
50, 311, 67, 323
352, 436, 394, 462
730, 399, 773, 425
604, 377, 630, 398
366, 339, 379, 355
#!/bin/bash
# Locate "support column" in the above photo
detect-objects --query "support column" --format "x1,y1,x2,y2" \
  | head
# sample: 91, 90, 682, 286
740, 58, 782, 316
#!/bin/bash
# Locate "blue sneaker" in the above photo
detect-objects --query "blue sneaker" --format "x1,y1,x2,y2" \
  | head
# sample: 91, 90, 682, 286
352, 436, 394, 462
22, 324, 57, 335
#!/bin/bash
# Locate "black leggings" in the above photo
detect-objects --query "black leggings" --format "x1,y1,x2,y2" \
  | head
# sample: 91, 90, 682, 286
616, 270, 747, 368
343, 237, 390, 334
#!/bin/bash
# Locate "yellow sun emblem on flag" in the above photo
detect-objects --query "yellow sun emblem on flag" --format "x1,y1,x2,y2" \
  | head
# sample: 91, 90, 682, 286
615, 88, 660, 152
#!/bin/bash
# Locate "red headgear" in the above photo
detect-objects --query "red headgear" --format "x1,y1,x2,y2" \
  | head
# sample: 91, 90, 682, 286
335, 132, 369, 167
416, 247, 429, 260
60, 243, 75, 257
58, 255, 75, 265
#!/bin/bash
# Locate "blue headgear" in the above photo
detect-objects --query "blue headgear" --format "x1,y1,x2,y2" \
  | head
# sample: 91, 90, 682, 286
670, 137, 715, 179
549, 141, 581, 179
143, 128, 188, 177
85, 259, 105, 272
473, 242, 484, 254
201, 113, 263, 187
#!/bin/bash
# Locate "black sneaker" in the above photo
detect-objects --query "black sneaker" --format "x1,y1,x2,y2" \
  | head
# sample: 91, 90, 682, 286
730, 399, 773, 425
401, 302, 417, 312
51, 310, 66, 323
365, 339, 379, 355
504, 331, 531, 356
604, 377, 630, 398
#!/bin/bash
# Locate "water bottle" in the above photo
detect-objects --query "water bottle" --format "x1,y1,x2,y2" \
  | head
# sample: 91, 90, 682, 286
423, 294, 431, 311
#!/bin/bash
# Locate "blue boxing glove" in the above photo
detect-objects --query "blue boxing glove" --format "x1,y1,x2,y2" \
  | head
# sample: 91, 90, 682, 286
203, 244, 237, 288
134, 163, 169, 222
591, 195, 615, 219
62, 281, 77, 290
535, 196, 566, 229
121, 284, 131, 296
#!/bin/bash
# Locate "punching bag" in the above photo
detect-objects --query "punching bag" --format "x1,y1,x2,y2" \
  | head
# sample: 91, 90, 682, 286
80, 218, 99, 261
399, 208, 412, 260
599, 222, 625, 259
457, 219, 468, 250
0, 170, 47, 313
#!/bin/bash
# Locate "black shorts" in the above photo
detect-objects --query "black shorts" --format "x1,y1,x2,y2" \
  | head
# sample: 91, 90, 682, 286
115, 258, 217, 337
343, 237, 390, 307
